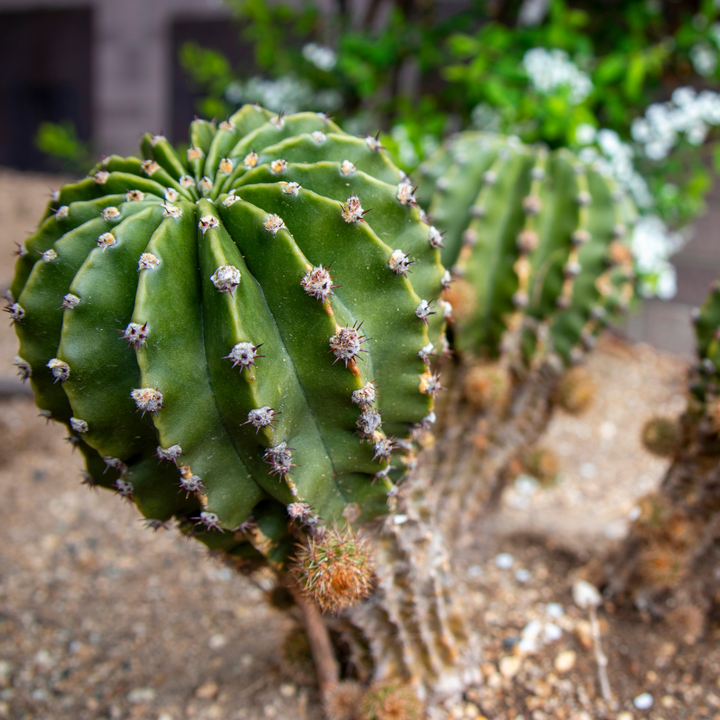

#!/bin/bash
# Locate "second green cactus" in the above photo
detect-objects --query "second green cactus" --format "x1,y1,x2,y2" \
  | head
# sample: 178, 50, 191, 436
415, 132, 636, 365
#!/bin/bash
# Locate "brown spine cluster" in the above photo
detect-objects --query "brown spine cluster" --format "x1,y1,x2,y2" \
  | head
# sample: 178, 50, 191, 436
291, 525, 375, 613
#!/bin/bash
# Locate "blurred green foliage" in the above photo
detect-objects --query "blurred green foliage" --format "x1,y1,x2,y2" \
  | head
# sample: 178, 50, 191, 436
34, 122, 92, 175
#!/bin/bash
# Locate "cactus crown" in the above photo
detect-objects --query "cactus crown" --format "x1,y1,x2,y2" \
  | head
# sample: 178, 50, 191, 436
10, 105, 445, 563
416, 132, 637, 366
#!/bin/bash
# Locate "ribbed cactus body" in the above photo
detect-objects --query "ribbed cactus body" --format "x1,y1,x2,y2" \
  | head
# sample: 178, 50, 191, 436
416, 132, 636, 364
10, 105, 445, 561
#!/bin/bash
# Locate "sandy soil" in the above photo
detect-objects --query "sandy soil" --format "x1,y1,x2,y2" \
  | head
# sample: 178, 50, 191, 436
0, 169, 718, 720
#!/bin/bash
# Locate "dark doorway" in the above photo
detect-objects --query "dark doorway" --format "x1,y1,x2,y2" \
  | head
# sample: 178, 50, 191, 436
0, 7, 93, 172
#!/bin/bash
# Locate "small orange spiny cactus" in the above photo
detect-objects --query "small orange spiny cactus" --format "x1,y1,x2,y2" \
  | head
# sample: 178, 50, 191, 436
637, 544, 686, 588
463, 361, 511, 412
360, 680, 424, 720
633, 494, 696, 546
291, 524, 375, 613
326, 681, 365, 720
555, 365, 595, 415
641, 416, 681, 457
519, 446, 560, 486
441, 278, 477, 325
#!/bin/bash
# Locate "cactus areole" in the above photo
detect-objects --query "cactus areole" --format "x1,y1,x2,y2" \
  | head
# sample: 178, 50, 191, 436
9, 106, 446, 565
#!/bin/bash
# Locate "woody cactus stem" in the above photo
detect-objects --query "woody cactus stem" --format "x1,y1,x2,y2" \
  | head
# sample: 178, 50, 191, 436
431, 358, 564, 536
415, 131, 636, 366
343, 458, 481, 702
604, 282, 720, 616
411, 132, 636, 521
9, 105, 446, 568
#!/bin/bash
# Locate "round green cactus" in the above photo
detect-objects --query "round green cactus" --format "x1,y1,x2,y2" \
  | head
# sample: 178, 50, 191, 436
415, 132, 637, 365
8, 105, 445, 564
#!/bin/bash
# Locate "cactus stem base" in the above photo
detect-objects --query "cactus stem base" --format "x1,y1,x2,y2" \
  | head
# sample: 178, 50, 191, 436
295, 591, 340, 708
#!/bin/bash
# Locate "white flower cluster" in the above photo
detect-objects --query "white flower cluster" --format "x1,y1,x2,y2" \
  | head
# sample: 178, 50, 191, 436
690, 42, 718, 77
225, 76, 341, 114
574, 125, 681, 299
630, 215, 683, 299
302, 43, 337, 72
522, 47, 593, 105
575, 126, 653, 209
631, 86, 720, 160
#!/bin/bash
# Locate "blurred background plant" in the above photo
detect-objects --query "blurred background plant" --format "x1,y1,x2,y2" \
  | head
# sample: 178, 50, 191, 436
34, 121, 93, 176
34, 0, 720, 298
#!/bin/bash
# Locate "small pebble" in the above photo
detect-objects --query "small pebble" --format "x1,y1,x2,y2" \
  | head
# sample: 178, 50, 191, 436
499, 655, 522, 679
572, 580, 601, 608
616, 713, 633, 720
208, 634, 227, 650
633, 693, 654, 710
158, 715, 174, 720
515, 568, 531, 583
515, 475, 539, 496
467, 565, 483, 579
195, 681, 218, 699
546, 603, 564, 618
554, 650, 576, 673
580, 462, 597, 479
543, 623, 562, 642
495, 553, 514, 569
127, 687, 156, 704
522, 620, 542, 639
279, 684, 296, 698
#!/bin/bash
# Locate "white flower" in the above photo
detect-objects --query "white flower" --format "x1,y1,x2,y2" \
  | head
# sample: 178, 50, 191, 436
672, 86, 697, 107
301, 43, 337, 72
687, 122, 708, 145
656, 261, 678, 299
631, 118, 652, 143
645, 140, 670, 160
522, 47, 593, 104
597, 129, 622, 156
691, 43, 718, 77
575, 123, 597, 145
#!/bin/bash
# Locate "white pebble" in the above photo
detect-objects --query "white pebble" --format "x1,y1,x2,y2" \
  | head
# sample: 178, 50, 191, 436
127, 687, 156, 704
546, 602, 564, 618
573, 580, 601, 609
543, 622, 562, 642
208, 634, 227, 650
495, 553, 515, 569
515, 568, 531, 583
521, 620, 543, 640
514, 474, 539, 496
580, 462, 597, 479
467, 565, 484, 579
634, 693, 654, 710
